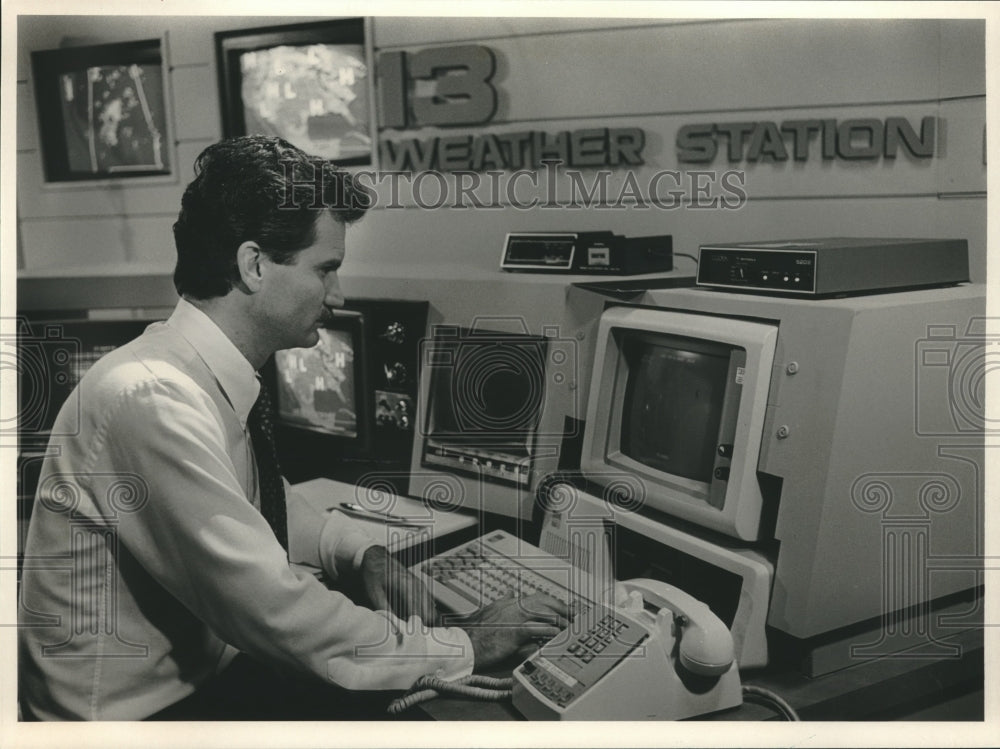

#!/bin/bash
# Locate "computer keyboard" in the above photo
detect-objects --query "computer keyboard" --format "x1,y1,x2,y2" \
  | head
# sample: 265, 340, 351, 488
411, 529, 611, 619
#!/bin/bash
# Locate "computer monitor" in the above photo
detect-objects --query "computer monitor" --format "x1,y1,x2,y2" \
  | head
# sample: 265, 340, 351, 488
272, 309, 372, 449
580, 306, 778, 541
420, 325, 550, 491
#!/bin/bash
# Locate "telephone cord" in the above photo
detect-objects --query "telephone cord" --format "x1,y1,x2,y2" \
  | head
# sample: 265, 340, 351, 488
741, 684, 800, 721
387, 674, 514, 715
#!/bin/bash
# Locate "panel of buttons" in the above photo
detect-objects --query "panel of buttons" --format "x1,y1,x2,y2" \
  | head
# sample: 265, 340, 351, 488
518, 608, 648, 708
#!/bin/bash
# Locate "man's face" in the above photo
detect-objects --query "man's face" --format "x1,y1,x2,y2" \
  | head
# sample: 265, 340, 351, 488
259, 211, 346, 352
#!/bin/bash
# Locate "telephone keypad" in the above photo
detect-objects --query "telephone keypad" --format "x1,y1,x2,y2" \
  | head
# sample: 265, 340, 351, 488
519, 607, 648, 709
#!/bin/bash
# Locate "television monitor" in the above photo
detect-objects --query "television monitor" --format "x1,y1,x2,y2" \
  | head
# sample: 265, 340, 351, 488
272, 310, 372, 448
216, 19, 373, 166
31, 39, 171, 182
580, 306, 778, 541
420, 326, 549, 489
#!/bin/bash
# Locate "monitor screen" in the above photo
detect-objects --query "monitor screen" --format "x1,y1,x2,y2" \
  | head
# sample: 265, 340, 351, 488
620, 335, 732, 484
581, 306, 777, 541
58, 62, 169, 175
425, 328, 548, 454
237, 43, 370, 163
274, 325, 359, 439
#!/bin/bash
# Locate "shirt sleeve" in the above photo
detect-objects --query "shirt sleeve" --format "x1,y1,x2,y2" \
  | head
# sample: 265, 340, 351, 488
86, 377, 474, 690
318, 508, 381, 579
283, 483, 379, 578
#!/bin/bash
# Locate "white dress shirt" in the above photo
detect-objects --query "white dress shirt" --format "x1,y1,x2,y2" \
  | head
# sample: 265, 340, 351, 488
18, 298, 473, 721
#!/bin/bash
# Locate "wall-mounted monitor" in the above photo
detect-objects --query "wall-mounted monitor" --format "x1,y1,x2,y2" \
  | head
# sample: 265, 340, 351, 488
215, 18, 374, 166
31, 39, 171, 182
580, 306, 778, 541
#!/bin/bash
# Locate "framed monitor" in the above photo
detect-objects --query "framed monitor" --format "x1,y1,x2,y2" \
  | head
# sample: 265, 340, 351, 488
31, 39, 172, 182
215, 18, 374, 166
580, 306, 778, 541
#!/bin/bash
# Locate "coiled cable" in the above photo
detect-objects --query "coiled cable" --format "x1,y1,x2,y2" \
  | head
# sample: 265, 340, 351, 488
387, 674, 515, 715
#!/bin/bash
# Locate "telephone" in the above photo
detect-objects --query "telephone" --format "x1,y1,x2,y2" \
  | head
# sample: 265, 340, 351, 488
511, 578, 743, 720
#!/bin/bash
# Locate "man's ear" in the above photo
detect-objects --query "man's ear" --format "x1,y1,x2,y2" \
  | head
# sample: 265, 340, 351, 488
235, 241, 264, 292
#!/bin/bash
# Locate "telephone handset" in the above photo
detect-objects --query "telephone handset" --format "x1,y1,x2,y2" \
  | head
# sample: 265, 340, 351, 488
619, 578, 735, 676
511, 577, 743, 720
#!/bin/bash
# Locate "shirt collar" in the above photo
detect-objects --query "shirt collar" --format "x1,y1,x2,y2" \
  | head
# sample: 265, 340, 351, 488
167, 298, 260, 427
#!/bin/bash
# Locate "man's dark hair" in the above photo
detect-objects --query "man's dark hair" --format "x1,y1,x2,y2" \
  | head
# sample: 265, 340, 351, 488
173, 135, 369, 299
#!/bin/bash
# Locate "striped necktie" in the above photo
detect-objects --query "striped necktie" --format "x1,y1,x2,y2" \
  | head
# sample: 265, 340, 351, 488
248, 384, 288, 550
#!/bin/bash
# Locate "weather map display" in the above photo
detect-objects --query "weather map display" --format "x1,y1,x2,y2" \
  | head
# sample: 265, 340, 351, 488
238, 43, 371, 163
275, 328, 358, 438
58, 63, 169, 175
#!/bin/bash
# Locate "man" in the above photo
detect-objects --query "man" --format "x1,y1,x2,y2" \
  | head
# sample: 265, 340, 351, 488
18, 136, 567, 721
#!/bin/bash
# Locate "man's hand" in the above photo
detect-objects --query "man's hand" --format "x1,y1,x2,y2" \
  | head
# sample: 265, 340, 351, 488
457, 593, 570, 671
359, 545, 439, 625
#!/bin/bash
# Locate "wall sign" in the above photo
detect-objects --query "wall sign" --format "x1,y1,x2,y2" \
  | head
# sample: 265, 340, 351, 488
676, 117, 936, 164
378, 45, 498, 129
377, 44, 646, 172
380, 127, 645, 172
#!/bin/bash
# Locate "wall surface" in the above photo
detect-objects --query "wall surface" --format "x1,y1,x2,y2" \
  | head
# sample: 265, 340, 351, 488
15, 16, 988, 330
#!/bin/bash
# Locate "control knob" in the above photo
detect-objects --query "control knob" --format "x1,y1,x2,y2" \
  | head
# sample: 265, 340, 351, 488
381, 322, 406, 344
385, 362, 408, 385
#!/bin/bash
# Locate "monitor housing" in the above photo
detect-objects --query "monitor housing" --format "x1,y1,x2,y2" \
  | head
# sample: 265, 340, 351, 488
263, 299, 428, 488
410, 320, 575, 520
568, 284, 983, 645
580, 306, 778, 541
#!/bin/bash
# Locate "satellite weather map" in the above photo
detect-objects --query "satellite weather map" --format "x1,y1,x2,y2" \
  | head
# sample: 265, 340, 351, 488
59, 63, 168, 174
275, 328, 358, 438
239, 43, 371, 161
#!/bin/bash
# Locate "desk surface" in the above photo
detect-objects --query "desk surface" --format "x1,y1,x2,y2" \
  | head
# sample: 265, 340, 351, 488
290, 477, 479, 572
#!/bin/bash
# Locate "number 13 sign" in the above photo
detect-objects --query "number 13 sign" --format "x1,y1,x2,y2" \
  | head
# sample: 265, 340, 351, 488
378, 45, 499, 129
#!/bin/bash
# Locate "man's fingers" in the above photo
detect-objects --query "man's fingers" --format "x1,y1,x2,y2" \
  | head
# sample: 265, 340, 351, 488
368, 584, 390, 612
519, 623, 562, 641
517, 595, 571, 628
524, 593, 571, 615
